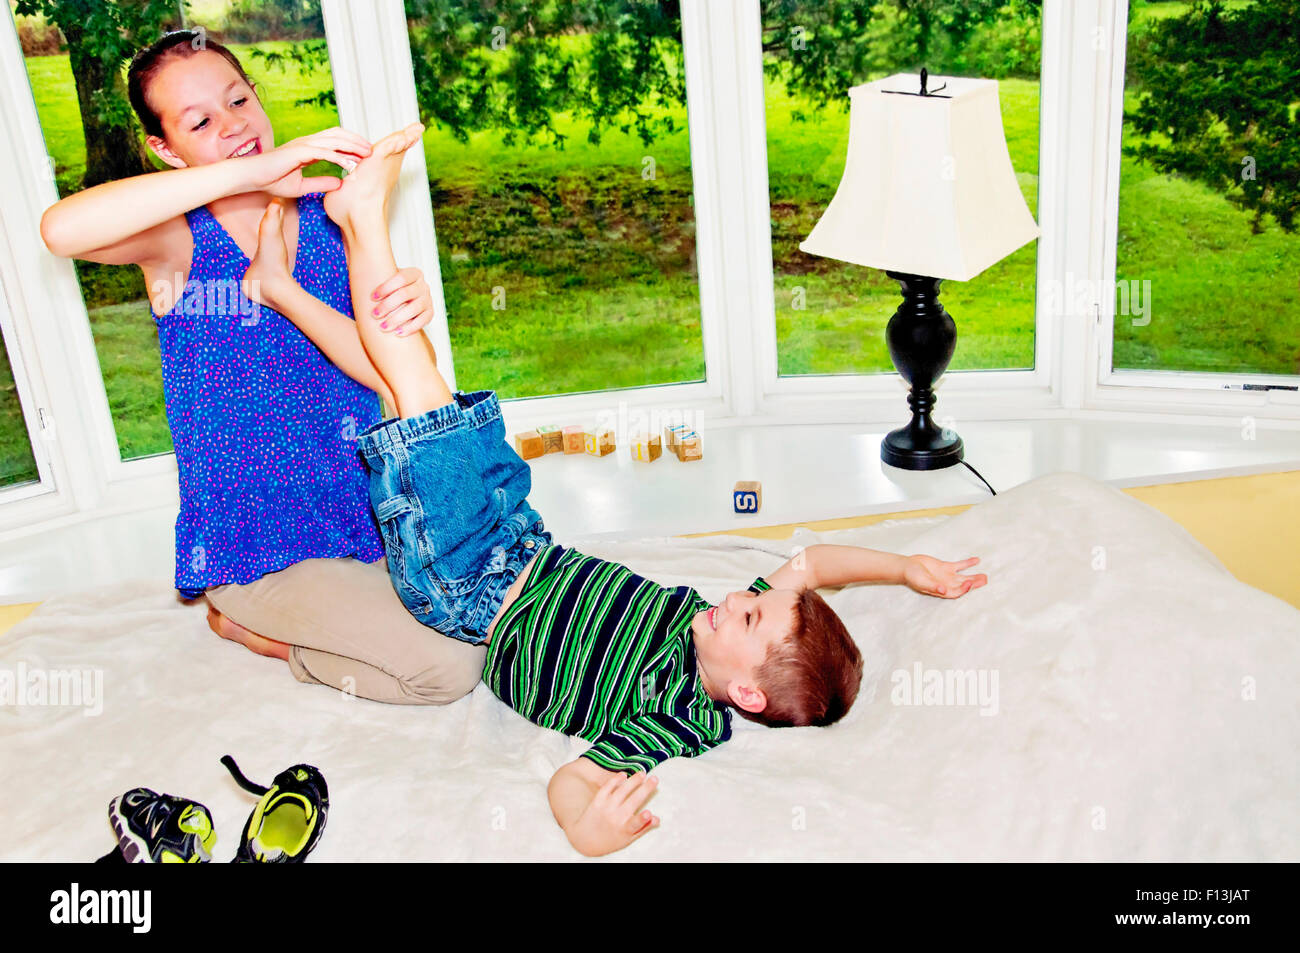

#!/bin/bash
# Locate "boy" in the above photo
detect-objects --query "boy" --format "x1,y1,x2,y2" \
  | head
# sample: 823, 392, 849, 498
325, 124, 989, 857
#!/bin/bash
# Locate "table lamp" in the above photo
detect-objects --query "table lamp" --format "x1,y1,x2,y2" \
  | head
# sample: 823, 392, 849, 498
799, 69, 1040, 470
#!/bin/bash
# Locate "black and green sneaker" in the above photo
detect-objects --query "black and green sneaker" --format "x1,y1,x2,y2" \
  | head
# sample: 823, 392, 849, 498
221, 755, 328, 863
100, 788, 217, 863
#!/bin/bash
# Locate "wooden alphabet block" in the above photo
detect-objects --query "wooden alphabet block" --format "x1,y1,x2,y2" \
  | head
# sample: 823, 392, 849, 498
630, 433, 662, 462
677, 431, 702, 462
535, 425, 563, 454
733, 480, 762, 513
514, 430, 543, 460
584, 429, 616, 456
663, 424, 687, 452
562, 425, 585, 454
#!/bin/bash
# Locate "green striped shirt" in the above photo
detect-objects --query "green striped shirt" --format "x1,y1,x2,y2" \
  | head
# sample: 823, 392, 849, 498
484, 543, 772, 773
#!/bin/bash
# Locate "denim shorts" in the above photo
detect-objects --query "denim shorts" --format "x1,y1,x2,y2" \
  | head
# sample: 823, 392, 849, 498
355, 390, 551, 646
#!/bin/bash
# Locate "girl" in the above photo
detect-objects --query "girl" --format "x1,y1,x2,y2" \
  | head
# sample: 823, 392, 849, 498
39, 30, 485, 705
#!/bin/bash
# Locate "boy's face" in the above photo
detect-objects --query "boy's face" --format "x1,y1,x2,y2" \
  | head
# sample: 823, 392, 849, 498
147, 51, 275, 170
691, 587, 799, 715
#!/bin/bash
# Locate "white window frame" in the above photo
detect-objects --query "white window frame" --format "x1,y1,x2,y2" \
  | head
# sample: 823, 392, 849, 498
0, 258, 55, 507
0, 3, 184, 536
1, 0, 1296, 536
320, 0, 733, 433
1088, 0, 1300, 419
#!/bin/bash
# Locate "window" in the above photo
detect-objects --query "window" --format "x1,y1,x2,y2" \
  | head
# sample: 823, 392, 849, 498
401, 0, 706, 400
14, 0, 341, 462
0, 325, 38, 489
760, 1, 1042, 378
1112, 0, 1299, 379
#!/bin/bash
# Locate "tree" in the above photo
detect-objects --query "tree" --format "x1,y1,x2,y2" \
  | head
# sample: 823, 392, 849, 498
1125, 0, 1299, 234
16, 0, 178, 189
245, 1, 1032, 150
403, 0, 686, 148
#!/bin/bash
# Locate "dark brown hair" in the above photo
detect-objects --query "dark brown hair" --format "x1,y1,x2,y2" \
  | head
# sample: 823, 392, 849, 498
735, 589, 863, 728
128, 30, 257, 139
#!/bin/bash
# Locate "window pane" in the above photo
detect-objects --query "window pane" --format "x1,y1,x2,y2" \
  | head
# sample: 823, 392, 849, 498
762, 2, 1041, 376
17, 0, 340, 461
403, 1, 705, 400
0, 334, 39, 489
1115, 0, 1298, 376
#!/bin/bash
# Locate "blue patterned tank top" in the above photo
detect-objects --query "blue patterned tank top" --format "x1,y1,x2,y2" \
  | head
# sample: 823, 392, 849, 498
154, 192, 385, 597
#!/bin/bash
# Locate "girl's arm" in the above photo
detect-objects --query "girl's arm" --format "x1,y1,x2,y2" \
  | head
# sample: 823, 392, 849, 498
39, 128, 371, 266
766, 544, 987, 598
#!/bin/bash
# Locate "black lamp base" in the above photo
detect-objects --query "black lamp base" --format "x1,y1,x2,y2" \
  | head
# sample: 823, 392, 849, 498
882, 419, 964, 470
882, 271, 965, 472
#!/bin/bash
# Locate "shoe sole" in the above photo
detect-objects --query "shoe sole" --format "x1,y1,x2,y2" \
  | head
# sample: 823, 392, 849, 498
108, 795, 152, 863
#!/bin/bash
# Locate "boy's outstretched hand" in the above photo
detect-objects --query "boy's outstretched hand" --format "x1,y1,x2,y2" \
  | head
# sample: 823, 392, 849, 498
903, 554, 988, 598
566, 770, 660, 856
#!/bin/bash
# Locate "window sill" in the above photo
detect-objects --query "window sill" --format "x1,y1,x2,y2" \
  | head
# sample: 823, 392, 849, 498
1, 414, 1297, 604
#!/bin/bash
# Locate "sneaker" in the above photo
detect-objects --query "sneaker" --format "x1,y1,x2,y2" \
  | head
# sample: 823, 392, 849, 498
104, 788, 216, 863
221, 755, 328, 863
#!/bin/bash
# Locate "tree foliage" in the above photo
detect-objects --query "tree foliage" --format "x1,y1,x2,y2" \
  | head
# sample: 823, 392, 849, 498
16, 0, 176, 187
1125, 0, 1299, 233
403, 0, 685, 148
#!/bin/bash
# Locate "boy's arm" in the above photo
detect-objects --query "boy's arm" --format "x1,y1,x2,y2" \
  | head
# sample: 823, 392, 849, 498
242, 199, 404, 406
548, 757, 659, 857
766, 544, 987, 598
765, 544, 907, 591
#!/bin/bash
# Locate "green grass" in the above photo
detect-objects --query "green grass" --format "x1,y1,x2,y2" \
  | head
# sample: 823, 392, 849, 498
3, 9, 1297, 489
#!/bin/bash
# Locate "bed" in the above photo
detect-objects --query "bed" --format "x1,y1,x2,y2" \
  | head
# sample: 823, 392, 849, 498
2, 470, 1296, 861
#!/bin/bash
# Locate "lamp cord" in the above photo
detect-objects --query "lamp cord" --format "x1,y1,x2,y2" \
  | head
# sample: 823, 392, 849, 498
961, 460, 997, 496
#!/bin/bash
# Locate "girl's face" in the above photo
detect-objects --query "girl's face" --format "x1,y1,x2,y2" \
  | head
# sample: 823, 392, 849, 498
145, 50, 274, 169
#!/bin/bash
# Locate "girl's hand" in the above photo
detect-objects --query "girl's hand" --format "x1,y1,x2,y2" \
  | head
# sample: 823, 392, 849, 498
904, 554, 988, 598
368, 267, 434, 335
244, 127, 373, 198
241, 199, 296, 311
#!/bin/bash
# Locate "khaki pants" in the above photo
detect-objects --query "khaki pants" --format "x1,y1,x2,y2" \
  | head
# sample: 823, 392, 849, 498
204, 555, 486, 705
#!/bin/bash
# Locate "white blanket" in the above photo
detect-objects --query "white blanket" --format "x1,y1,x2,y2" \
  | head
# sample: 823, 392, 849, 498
2, 471, 1296, 861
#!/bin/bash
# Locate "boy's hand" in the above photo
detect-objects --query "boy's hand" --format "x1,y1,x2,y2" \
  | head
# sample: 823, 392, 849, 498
903, 554, 987, 598
367, 267, 434, 336
565, 770, 660, 856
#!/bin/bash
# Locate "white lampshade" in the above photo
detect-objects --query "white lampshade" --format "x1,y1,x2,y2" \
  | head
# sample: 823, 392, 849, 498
799, 72, 1039, 282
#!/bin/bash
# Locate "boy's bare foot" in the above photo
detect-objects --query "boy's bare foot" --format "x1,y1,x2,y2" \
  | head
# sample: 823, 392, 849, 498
323, 122, 424, 229
206, 604, 291, 662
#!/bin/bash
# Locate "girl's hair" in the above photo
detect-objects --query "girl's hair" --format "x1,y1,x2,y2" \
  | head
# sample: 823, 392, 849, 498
127, 30, 257, 139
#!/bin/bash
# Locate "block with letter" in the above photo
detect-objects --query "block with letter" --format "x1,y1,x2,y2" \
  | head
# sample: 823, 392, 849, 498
677, 431, 703, 462
733, 480, 761, 513
584, 429, 616, 456
535, 425, 563, 454
663, 424, 688, 454
562, 425, 585, 454
514, 430, 543, 461
630, 433, 662, 462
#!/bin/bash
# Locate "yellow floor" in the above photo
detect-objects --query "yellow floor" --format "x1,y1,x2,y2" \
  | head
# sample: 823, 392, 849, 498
1, 470, 1296, 637
0, 602, 42, 636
